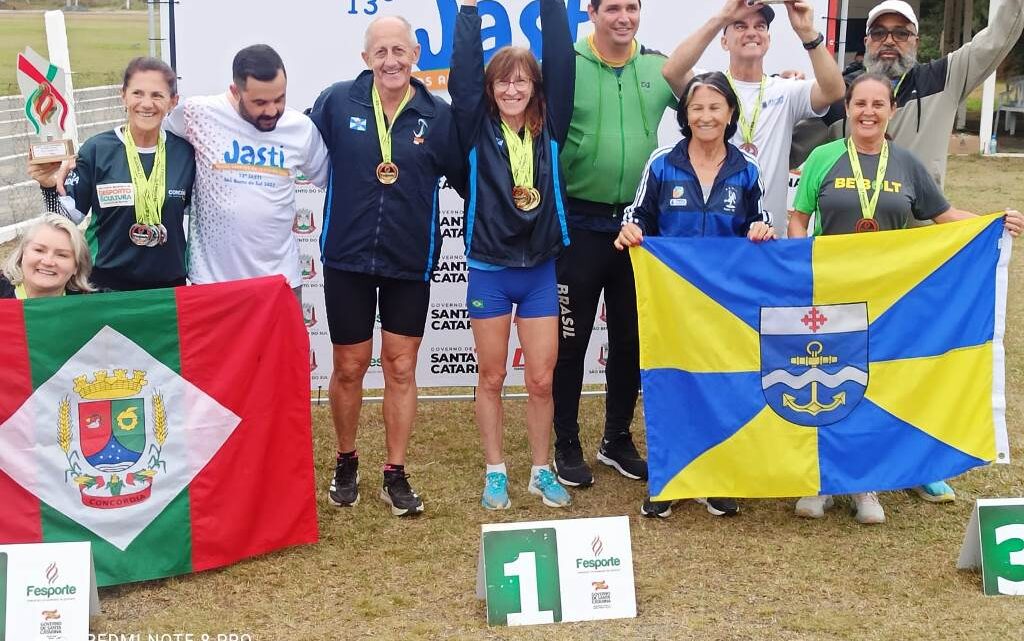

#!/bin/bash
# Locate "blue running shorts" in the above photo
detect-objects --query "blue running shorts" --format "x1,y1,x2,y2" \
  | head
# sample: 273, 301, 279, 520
466, 259, 558, 320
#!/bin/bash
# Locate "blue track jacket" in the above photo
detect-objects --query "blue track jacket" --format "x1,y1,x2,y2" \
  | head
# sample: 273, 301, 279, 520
623, 139, 770, 238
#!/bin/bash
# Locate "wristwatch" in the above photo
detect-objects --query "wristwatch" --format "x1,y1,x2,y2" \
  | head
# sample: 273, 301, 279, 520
802, 32, 825, 51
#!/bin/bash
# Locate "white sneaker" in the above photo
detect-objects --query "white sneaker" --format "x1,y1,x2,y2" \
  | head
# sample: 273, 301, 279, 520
851, 492, 885, 525
795, 495, 834, 519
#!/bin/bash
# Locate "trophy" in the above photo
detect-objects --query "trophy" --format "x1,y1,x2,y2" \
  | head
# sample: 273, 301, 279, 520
16, 46, 75, 165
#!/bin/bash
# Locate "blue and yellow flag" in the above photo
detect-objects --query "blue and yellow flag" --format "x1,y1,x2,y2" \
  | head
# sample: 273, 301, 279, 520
634, 215, 1011, 500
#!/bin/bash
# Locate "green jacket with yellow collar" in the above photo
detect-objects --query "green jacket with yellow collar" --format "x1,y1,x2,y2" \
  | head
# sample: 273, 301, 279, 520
560, 38, 677, 215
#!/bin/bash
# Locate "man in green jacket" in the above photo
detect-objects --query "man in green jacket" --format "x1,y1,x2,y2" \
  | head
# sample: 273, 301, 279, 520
552, 0, 677, 491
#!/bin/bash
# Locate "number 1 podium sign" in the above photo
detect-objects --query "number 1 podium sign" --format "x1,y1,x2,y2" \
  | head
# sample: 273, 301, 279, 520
957, 498, 1024, 595
476, 516, 637, 626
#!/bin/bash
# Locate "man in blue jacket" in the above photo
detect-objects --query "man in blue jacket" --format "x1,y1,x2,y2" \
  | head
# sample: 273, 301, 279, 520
309, 16, 463, 517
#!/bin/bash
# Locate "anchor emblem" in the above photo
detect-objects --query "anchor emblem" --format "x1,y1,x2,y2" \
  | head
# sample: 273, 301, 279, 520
781, 341, 846, 416
760, 303, 868, 426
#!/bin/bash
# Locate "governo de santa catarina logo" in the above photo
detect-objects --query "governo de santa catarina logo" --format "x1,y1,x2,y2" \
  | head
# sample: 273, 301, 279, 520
58, 368, 167, 509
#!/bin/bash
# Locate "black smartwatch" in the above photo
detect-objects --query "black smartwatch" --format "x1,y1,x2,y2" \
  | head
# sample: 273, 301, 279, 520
802, 32, 825, 51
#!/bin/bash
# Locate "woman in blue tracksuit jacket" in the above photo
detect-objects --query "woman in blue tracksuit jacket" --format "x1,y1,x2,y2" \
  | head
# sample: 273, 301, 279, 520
616, 71, 774, 520
448, 0, 574, 510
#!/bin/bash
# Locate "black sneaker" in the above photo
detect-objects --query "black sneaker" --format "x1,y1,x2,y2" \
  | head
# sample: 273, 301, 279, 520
697, 497, 739, 517
596, 435, 648, 481
640, 498, 672, 518
554, 442, 594, 487
328, 456, 359, 507
380, 470, 424, 517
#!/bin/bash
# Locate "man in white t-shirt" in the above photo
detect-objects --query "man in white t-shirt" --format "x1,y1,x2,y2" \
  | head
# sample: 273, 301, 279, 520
661, 0, 844, 237
165, 44, 329, 295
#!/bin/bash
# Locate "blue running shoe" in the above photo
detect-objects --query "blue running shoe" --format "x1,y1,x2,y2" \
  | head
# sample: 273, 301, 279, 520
529, 468, 571, 508
481, 472, 511, 510
914, 480, 956, 503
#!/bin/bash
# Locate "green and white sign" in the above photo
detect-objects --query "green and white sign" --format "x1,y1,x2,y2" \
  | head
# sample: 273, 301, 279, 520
0, 542, 98, 640
476, 516, 636, 626
957, 498, 1024, 595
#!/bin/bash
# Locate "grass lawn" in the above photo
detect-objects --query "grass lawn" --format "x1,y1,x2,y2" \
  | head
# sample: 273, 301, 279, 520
70, 155, 1024, 640
0, 11, 148, 95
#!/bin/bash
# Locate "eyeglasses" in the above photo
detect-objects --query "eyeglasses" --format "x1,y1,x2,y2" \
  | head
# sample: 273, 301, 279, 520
494, 79, 532, 92
868, 27, 917, 43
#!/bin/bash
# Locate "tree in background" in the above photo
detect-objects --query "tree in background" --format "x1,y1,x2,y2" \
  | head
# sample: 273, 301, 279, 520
918, 0, 1023, 74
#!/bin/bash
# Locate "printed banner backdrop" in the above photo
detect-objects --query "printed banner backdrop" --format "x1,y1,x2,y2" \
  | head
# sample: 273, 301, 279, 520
634, 216, 1012, 500
0, 277, 318, 586
168, 0, 833, 390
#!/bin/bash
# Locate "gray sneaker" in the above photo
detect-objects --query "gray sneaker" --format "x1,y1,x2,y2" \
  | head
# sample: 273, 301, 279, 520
795, 495, 834, 519
851, 492, 885, 525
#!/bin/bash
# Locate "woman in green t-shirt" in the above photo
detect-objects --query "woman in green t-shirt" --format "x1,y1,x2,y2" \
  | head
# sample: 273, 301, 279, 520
789, 73, 1022, 524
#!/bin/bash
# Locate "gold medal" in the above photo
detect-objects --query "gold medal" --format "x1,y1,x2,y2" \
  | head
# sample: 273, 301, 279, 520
376, 162, 399, 185
513, 186, 541, 211
855, 218, 880, 233
371, 85, 412, 188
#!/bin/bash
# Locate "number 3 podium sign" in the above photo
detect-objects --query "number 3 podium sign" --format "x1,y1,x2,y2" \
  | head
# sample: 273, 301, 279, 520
476, 516, 637, 626
958, 498, 1024, 595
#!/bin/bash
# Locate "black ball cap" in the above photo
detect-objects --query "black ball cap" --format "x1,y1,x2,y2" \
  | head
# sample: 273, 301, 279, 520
756, 4, 776, 26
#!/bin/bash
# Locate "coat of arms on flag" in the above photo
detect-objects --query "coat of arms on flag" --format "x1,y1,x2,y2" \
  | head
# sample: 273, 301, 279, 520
0, 277, 318, 586
633, 215, 1011, 501
760, 303, 868, 425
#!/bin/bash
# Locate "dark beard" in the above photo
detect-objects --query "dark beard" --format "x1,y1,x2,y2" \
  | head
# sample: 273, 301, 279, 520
864, 48, 917, 78
238, 97, 281, 132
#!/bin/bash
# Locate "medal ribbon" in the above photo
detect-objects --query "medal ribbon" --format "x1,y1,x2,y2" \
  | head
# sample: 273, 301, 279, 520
371, 85, 413, 165
500, 121, 534, 188
725, 71, 765, 147
847, 136, 889, 223
892, 73, 907, 99
587, 34, 636, 67
123, 126, 166, 227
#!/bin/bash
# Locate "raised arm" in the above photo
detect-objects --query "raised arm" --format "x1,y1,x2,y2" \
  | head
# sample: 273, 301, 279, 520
539, 0, 575, 146
784, 1, 845, 111
448, 1, 488, 154
949, 0, 1024, 100
662, 0, 758, 96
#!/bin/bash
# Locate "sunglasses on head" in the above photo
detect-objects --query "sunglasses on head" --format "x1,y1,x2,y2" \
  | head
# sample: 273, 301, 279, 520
868, 27, 916, 43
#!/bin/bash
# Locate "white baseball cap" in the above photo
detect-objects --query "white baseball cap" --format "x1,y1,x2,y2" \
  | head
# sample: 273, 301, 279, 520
867, 0, 919, 31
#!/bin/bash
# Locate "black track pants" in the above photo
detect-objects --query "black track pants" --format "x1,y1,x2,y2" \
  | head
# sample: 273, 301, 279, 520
552, 227, 640, 450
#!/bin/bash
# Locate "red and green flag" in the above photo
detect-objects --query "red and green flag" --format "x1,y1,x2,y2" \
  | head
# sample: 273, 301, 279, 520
0, 276, 318, 586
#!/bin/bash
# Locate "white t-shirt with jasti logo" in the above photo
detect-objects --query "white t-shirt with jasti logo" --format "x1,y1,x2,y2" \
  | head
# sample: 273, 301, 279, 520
164, 94, 329, 287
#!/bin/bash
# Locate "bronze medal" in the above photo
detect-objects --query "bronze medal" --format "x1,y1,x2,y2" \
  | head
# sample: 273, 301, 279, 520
376, 162, 399, 185
855, 218, 880, 233
129, 223, 156, 246
740, 142, 759, 157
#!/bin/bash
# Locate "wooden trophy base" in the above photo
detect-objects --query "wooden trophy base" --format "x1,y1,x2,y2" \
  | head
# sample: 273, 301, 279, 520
28, 138, 75, 165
